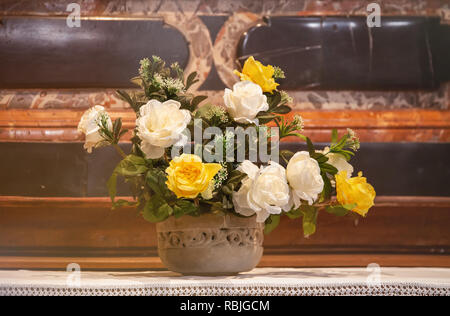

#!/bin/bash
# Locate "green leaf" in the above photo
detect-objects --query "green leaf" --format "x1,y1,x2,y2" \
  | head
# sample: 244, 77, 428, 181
113, 118, 121, 136
322, 173, 332, 201
280, 149, 294, 160
311, 152, 328, 164
185, 72, 199, 90
112, 118, 123, 144
332, 134, 349, 151
264, 214, 281, 234
173, 200, 198, 218
107, 155, 148, 203
256, 112, 278, 124
302, 205, 318, 237
285, 207, 303, 219
257, 116, 277, 124
331, 129, 338, 144
208, 201, 227, 216
119, 129, 129, 137
343, 203, 357, 210
191, 95, 208, 109
146, 169, 174, 200
112, 199, 138, 210
306, 137, 315, 155
320, 162, 338, 175
130, 76, 143, 87
271, 105, 291, 114
286, 132, 307, 141
142, 195, 172, 223
280, 149, 294, 164
116, 90, 139, 113
325, 205, 350, 216
115, 155, 148, 177
221, 184, 234, 196
107, 172, 118, 202
226, 170, 246, 186
267, 91, 281, 109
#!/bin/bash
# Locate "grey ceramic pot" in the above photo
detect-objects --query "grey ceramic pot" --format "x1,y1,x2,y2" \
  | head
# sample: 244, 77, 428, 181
156, 213, 264, 276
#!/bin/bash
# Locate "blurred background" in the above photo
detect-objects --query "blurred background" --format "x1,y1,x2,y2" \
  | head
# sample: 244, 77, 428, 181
0, 0, 449, 269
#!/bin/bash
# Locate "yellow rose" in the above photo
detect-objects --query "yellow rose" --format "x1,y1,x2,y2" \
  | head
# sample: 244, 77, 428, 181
234, 56, 279, 93
335, 171, 376, 217
165, 154, 222, 199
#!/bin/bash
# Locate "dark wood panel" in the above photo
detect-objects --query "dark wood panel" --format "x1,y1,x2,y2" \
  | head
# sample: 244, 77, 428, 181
1, 137, 449, 196
0, 196, 448, 257
0, 17, 189, 88
238, 16, 450, 90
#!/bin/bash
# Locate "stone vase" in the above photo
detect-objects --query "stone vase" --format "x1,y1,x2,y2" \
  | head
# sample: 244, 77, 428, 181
156, 213, 264, 275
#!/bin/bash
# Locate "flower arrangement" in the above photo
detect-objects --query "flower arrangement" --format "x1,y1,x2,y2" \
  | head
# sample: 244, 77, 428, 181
78, 56, 376, 237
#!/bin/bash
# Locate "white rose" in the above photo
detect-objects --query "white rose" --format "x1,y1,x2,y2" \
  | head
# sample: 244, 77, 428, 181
223, 80, 269, 124
318, 147, 353, 178
136, 99, 191, 159
77, 105, 111, 153
286, 151, 324, 207
233, 160, 291, 222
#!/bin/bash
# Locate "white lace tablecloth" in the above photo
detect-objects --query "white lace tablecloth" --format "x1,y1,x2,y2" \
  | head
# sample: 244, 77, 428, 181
0, 267, 449, 296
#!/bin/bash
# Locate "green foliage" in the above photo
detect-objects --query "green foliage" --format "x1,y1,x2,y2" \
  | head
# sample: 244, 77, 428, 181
96, 114, 128, 146
173, 200, 199, 218
116, 90, 145, 114
285, 205, 319, 237
325, 205, 348, 216
188, 95, 208, 112
196, 104, 230, 129
271, 105, 291, 114
226, 169, 247, 186
285, 207, 303, 219
267, 91, 282, 110
273, 115, 305, 141
328, 129, 360, 161
111, 199, 138, 210
306, 137, 338, 178
107, 155, 148, 203
301, 205, 318, 237
279, 149, 294, 164
115, 155, 148, 176
143, 195, 172, 223
273, 66, 285, 79
319, 172, 332, 202
325, 203, 356, 217
256, 91, 294, 125
185, 71, 199, 90
221, 169, 246, 196
146, 169, 175, 201
106, 173, 119, 203
264, 214, 281, 234
256, 113, 278, 124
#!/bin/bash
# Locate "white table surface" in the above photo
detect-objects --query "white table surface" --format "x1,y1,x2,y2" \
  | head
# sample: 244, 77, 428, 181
0, 267, 449, 296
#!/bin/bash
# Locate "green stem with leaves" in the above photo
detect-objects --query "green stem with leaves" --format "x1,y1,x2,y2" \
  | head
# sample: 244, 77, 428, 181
113, 144, 127, 159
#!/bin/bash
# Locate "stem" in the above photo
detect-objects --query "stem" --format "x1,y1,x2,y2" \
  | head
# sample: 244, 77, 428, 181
280, 153, 289, 164
113, 144, 127, 158
314, 199, 336, 208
